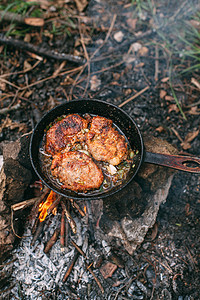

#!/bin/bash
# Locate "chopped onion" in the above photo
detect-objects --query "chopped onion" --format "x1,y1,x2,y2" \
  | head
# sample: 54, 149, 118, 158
129, 151, 134, 159
107, 164, 117, 175
78, 150, 90, 156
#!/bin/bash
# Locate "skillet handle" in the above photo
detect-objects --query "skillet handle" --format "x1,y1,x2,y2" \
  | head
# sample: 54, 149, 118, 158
144, 152, 200, 173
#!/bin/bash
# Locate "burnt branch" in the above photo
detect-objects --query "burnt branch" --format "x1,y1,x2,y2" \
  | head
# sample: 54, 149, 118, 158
61, 200, 77, 234
62, 249, 79, 282
44, 227, 60, 253
0, 10, 44, 26
0, 34, 86, 64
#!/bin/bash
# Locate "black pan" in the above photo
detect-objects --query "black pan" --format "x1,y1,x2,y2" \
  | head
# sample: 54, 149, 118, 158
30, 99, 200, 200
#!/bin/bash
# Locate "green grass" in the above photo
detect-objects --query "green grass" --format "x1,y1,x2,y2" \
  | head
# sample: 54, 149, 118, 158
178, 16, 200, 73
0, 0, 42, 16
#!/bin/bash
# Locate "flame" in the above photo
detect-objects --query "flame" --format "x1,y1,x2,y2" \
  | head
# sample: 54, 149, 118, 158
39, 190, 57, 222
84, 205, 87, 214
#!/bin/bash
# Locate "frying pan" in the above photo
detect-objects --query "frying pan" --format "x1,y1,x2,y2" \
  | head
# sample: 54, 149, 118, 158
30, 99, 200, 200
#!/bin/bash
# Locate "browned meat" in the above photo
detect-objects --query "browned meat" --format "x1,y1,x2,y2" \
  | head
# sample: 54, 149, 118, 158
86, 116, 128, 165
45, 114, 88, 155
51, 151, 104, 192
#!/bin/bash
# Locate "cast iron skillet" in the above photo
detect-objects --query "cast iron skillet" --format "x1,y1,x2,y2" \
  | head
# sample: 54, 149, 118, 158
30, 99, 200, 200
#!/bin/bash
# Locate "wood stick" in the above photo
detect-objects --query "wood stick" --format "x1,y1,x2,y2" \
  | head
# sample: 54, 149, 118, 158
31, 221, 44, 246
69, 198, 85, 217
44, 227, 60, 253
118, 86, 150, 108
0, 10, 44, 26
47, 195, 62, 214
71, 240, 104, 294
0, 34, 85, 64
60, 209, 65, 250
61, 200, 77, 234
65, 201, 70, 247
62, 250, 79, 282
31, 216, 40, 235
11, 197, 40, 212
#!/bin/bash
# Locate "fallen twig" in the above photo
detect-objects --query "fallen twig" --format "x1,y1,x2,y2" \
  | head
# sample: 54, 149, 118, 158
62, 249, 79, 282
0, 34, 86, 64
31, 221, 44, 246
11, 197, 40, 239
0, 60, 40, 78
71, 239, 104, 294
60, 209, 65, 250
61, 200, 77, 234
0, 103, 20, 115
0, 10, 44, 27
69, 198, 85, 217
44, 227, 60, 253
11, 197, 39, 212
47, 195, 62, 215
119, 86, 150, 108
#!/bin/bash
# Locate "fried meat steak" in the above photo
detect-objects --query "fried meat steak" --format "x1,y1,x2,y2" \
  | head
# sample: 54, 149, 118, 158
86, 116, 128, 165
45, 114, 88, 155
51, 151, 104, 192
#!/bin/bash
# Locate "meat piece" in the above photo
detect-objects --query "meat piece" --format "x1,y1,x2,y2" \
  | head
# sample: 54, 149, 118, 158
45, 114, 88, 155
51, 151, 104, 192
86, 116, 128, 165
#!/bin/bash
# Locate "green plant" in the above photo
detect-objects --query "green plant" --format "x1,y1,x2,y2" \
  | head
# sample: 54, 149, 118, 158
1, 0, 43, 37
178, 15, 200, 73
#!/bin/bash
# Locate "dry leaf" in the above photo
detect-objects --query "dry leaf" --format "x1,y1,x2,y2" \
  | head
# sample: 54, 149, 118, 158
24, 17, 44, 27
90, 75, 101, 91
156, 126, 165, 133
188, 106, 200, 115
134, 62, 144, 69
181, 130, 199, 150
0, 80, 6, 91
161, 77, 169, 83
74, 0, 88, 12
126, 18, 137, 30
160, 90, 167, 99
131, 42, 142, 52
184, 130, 199, 143
123, 54, 136, 64
138, 46, 148, 56
165, 95, 174, 101
168, 104, 179, 113
100, 262, 117, 279
112, 73, 120, 80
24, 33, 31, 43
24, 60, 32, 70
188, 19, 200, 29
110, 81, 121, 86
114, 31, 124, 43
24, 90, 33, 98
191, 77, 200, 90
185, 203, 191, 216
0, 117, 26, 134
181, 142, 191, 150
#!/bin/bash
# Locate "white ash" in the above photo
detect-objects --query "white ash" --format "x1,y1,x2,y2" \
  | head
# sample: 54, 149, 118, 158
9, 212, 95, 299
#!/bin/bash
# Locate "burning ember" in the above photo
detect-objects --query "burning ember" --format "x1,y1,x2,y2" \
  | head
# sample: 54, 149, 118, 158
38, 190, 57, 222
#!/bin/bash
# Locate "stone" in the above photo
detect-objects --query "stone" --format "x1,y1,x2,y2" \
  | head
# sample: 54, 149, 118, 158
0, 135, 32, 262
98, 136, 178, 255
114, 31, 124, 43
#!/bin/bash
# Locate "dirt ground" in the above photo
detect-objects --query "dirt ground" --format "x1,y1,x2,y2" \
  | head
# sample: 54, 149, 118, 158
0, 0, 200, 299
